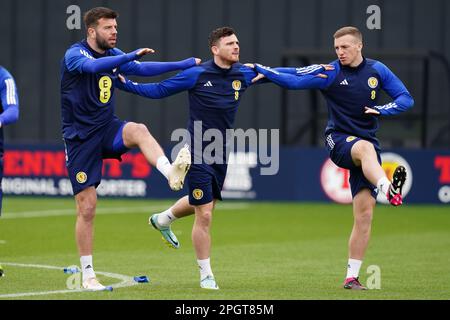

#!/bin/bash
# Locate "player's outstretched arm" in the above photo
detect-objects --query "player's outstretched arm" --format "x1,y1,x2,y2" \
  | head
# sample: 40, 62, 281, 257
119, 54, 202, 76
368, 62, 415, 116
0, 72, 19, 128
116, 66, 201, 99
274, 64, 334, 75
65, 47, 154, 74
81, 48, 153, 73
243, 63, 334, 85
253, 64, 332, 90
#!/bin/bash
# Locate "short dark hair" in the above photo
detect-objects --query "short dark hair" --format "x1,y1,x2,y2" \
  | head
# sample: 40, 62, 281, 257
83, 7, 118, 29
334, 26, 363, 42
208, 27, 236, 48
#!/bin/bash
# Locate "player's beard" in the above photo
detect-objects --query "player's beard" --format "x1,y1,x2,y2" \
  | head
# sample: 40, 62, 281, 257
229, 51, 239, 63
222, 53, 239, 65
96, 36, 114, 51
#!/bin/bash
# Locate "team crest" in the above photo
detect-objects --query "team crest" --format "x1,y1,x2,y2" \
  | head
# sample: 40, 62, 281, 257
76, 171, 87, 184
368, 77, 378, 89
346, 136, 357, 143
192, 189, 204, 200
232, 80, 241, 91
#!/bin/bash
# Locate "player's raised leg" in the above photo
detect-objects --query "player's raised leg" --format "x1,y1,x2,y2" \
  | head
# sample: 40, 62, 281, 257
351, 140, 406, 206
168, 145, 191, 191
387, 165, 407, 206
122, 122, 190, 191
192, 201, 219, 290
150, 195, 194, 249
75, 186, 106, 291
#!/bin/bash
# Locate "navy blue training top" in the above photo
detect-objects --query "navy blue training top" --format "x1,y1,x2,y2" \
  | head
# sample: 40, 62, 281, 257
255, 58, 414, 147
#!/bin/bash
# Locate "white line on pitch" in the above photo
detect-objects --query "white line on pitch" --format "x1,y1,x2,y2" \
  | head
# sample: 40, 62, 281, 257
1, 203, 250, 219
0, 262, 138, 298
1, 206, 164, 219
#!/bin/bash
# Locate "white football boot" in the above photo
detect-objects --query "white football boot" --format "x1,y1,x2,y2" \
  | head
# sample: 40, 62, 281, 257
168, 145, 191, 191
200, 275, 219, 290
82, 277, 107, 291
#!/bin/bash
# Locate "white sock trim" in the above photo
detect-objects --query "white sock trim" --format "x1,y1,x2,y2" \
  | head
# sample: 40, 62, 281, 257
197, 258, 213, 279
80, 255, 96, 281
346, 258, 363, 279
156, 156, 171, 179
157, 208, 177, 227
377, 177, 391, 196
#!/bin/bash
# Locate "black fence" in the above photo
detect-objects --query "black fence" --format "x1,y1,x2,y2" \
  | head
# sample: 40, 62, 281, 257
1, 0, 450, 148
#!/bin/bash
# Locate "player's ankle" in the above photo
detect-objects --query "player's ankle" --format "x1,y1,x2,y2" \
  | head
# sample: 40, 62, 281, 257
157, 209, 177, 227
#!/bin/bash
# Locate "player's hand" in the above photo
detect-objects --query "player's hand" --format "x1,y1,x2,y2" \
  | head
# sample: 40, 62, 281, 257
315, 73, 328, 79
136, 48, 155, 56
195, 58, 202, 65
118, 74, 127, 83
244, 63, 264, 83
321, 64, 335, 71
251, 73, 265, 83
364, 106, 380, 115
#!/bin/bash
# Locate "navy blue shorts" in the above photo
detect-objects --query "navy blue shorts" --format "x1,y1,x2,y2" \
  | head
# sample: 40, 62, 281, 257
64, 119, 129, 195
325, 132, 381, 199
187, 164, 225, 206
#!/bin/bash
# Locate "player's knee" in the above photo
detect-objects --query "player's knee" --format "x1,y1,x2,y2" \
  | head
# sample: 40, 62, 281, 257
136, 123, 149, 135
359, 141, 375, 155
133, 123, 151, 141
136, 123, 149, 133
355, 210, 373, 226
353, 140, 375, 160
75, 188, 97, 220
77, 200, 96, 221
125, 122, 149, 140
197, 210, 213, 226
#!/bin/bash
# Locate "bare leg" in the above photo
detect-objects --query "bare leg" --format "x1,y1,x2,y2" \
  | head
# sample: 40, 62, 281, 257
192, 201, 216, 260
351, 140, 386, 186
348, 189, 376, 260
171, 195, 195, 219
122, 122, 190, 191
75, 187, 97, 256
75, 186, 107, 289
191, 200, 219, 289
122, 122, 165, 167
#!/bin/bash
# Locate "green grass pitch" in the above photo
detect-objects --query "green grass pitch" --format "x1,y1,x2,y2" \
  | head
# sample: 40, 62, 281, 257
0, 197, 449, 300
